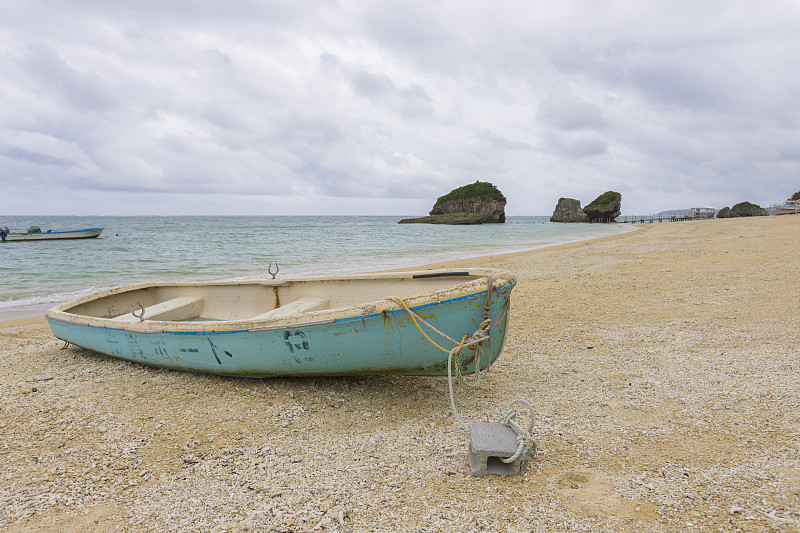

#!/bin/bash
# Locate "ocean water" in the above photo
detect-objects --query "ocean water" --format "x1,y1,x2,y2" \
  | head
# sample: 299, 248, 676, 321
0, 216, 634, 314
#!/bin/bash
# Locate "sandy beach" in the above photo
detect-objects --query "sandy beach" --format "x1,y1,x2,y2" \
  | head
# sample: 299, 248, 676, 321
1, 215, 798, 532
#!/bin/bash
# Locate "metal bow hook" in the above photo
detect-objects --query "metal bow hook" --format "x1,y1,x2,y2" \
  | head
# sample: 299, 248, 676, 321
268, 263, 279, 279
130, 302, 146, 322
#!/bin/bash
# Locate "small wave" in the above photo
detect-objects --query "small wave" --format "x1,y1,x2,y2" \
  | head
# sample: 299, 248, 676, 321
0, 286, 110, 310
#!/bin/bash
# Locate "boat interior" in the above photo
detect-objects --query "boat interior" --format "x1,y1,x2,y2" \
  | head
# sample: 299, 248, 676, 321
60, 272, 491, 323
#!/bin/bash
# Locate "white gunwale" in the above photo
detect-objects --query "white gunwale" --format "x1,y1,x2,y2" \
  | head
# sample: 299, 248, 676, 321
46, 268, 516, 334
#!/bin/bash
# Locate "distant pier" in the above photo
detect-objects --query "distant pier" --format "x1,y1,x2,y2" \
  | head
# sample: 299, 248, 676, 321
618, 214, 705, 224
619, 207, 716, 224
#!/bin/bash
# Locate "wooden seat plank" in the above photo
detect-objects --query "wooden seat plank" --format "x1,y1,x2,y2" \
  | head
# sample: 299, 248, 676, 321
112, 296, 203, 322
251, 298, 329, 320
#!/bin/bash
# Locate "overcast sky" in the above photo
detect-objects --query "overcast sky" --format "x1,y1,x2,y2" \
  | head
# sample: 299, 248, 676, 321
1, 1, 798, 216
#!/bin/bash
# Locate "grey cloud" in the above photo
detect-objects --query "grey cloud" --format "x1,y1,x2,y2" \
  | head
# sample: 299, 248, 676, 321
350, 71, 395, 98
393, 84, 434, 119
359, 3, 451, 60
476, 130, 530, 151
19, 44, 118, 112
345, 69, 434, 118
273, 113, 345, 149
538, 95, 609, 158
1, 0, 799, 215
630, 57, 733, 112
545, 131, 609, 159
539, 98, 608, 132
0, 146, 70, 166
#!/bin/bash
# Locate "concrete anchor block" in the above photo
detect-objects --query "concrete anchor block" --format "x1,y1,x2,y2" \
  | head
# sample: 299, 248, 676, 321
469, 421, 528, 477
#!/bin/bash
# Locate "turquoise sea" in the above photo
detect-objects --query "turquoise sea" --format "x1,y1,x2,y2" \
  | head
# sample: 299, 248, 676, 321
0, 216, 634, 318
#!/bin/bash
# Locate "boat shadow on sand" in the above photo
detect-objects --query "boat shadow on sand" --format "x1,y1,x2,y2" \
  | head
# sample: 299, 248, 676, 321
59, 342, 497, 428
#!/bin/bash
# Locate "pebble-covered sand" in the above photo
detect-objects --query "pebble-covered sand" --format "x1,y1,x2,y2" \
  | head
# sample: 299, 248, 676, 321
1, 215, 798, 532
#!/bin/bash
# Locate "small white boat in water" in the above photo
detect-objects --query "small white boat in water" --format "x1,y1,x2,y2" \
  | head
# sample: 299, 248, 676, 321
0, 227, 103, 242
46, 269, 516, 378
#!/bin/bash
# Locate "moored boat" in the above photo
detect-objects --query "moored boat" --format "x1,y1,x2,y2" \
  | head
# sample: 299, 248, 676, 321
0, 227, 104, 242
46, 269, 516, 377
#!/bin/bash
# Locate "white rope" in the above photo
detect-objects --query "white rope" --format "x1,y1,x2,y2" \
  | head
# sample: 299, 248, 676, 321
392, 278, 536, 467
496, 398, 536, 464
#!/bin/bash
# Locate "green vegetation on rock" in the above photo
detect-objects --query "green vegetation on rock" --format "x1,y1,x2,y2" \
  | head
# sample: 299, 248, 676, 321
582, 191, 622, 223
716, 207, 737, 218
584, 191, 621, 211
731, 201, 767, 217
790, 191, 800, 201
432, 180, 506, 208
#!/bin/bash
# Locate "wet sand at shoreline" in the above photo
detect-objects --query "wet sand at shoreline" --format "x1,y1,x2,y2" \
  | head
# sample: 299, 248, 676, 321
1, 215, 798, 531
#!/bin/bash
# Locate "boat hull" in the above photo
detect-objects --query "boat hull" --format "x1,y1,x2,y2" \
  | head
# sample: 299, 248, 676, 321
2, 228, 103, 242
46, 271, 515, 377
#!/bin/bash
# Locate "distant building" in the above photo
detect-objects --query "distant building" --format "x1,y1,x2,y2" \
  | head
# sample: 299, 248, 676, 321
690, 206, 715, 219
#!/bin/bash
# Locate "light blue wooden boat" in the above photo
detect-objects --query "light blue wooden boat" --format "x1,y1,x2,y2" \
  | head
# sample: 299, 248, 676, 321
45, 269, 516, 377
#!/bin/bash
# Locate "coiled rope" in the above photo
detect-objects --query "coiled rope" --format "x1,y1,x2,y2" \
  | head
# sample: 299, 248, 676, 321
391, 275, 535, 466
496, 399, 536, 465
